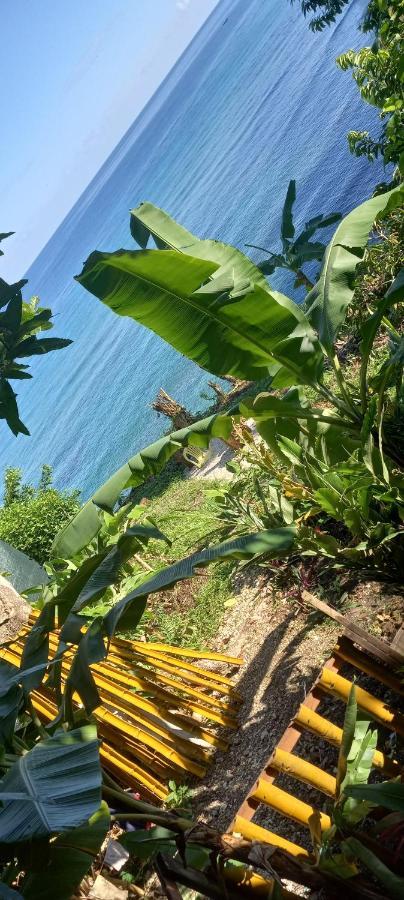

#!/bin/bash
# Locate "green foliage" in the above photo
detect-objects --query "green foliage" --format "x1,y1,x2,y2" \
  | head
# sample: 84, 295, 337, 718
52, 413, 232, 558
246, 179, 341, 289
3, 467, 23, 508
0, 467, 80, 564
294, 0, 404, 173
291, 1, 350, 31
153, 562, 234, 649
346, 202, 404, 333
71, 193, 403, 582
337, 0, 404, 170
0, 235, 71, 436
165, 780, 193, 812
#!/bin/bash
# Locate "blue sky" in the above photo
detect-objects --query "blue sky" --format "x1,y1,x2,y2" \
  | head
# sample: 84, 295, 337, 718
1, 0, 219, 279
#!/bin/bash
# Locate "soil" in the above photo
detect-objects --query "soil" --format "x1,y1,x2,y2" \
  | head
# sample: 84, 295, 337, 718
190, 568, 404, 842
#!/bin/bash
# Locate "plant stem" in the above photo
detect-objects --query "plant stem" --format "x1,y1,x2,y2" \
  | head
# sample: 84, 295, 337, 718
102, 784, 163, 816
27, 697, 48, 740
111, 812, 193, 830
331, 354, 362, 420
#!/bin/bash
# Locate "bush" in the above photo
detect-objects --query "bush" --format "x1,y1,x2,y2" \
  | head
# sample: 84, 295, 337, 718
0, 466, 79, 564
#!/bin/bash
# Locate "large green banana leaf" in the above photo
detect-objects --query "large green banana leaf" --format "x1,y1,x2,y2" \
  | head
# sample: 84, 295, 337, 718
0, 726, 101, 842
306, 186, 400, 354
22, 802, 110, 900
52, 413, 232, 558
76, 248, 323, 384
130, 201, 270, 292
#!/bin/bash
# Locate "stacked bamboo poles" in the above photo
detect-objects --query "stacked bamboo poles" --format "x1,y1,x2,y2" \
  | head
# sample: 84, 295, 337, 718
1, 614, 243, 802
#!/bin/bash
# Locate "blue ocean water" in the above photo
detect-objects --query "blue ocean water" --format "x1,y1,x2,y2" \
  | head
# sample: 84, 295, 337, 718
3, 0, 385, 500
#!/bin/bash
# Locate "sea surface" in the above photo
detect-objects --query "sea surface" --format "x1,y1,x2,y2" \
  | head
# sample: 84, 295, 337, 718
3, 0, 386, 500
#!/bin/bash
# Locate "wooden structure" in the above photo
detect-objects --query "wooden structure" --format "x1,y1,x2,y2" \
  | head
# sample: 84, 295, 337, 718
232, 633, 403, 858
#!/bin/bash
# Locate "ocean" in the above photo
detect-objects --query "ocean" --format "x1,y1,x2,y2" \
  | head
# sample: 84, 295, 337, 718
3, 0, 385, 500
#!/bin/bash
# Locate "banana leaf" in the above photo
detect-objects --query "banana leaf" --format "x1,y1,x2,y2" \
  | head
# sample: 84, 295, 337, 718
130, 201, 269, 292
73, 523, 170, 610
343, 782, 404, 813
336, 685, 357, 798
281, 179, 296, 245
52, 413, 232, 558
22, 802, 110, 900
62, 527, 296, 715
342, 837, 404, 900
0, 726, 101, 842
306, 186, 400, 354
76, 248, 322, 384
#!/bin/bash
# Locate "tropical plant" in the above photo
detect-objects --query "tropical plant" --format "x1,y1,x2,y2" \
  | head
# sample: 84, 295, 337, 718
0, 465, 80, 564
337, 0, 404, 172
246, 179, 341, 289
291, 0, 351, 31
0, 233, 71, 435
292, 0, 404, 174
66, 191, 403, 582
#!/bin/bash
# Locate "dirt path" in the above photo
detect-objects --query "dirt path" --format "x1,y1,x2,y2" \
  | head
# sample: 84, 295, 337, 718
192, 566, 340, 831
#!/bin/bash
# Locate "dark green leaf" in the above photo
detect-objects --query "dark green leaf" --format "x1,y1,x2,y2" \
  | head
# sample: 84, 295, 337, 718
343, 781, 404, 813
120, 826, 176, 860
281, 180, 296, 244
0, 726, 102, 842
342, 837, 404, 900
14, 337, 72, 358
22, 802, 110, 900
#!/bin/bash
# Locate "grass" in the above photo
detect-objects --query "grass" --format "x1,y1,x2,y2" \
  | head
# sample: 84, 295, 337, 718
136, 476, 235, 648
151, 562, 234, 649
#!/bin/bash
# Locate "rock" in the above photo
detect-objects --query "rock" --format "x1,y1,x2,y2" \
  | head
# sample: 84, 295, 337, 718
88, 874, 128, 899
0, 575, 30, 644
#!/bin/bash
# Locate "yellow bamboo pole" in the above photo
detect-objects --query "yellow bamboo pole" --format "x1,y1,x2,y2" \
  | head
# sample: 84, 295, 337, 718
223, 864, 275, 897
27, 686, 170, 800
294, 705, 400, 776
129, 640, 243, 666
270, 748, 336, 797
113, 639, 238, 689
232, 816, 309, 858
0, 644, 207, 779
252, 780, 331, 831
108, 650, 239, 710
5, 639, 211, 764
319, 668, 404, 737
13, 629, 235, 735
96, 706, 207, 777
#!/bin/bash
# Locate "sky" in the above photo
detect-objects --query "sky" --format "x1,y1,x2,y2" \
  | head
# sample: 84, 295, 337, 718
1, 0, 219, 280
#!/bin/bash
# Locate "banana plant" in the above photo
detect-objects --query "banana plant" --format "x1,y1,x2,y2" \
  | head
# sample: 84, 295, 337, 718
246, 179, 341, 289
0, 233, 71, 435
56, 188, 401, 576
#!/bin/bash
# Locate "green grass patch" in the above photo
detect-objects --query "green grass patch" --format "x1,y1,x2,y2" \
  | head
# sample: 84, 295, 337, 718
151, 561, 234, 649
137, 476, 234, 648
142, 477, 225, 565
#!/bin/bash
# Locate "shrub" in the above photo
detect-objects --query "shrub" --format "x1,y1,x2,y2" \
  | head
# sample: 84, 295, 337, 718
0, 466, 80, 564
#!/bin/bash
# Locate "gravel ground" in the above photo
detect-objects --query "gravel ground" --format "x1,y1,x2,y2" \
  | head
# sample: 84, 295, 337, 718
191, 566, 340, 833
191, 568, 404, 849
